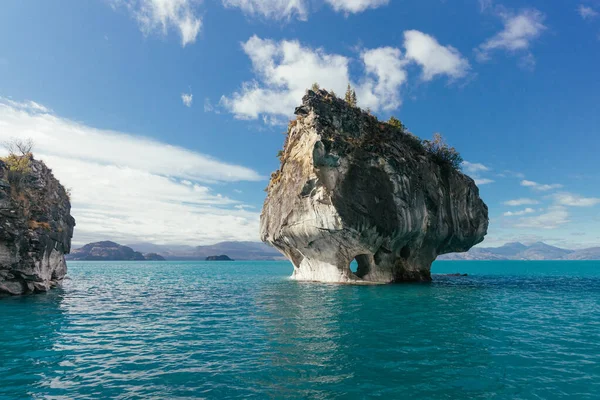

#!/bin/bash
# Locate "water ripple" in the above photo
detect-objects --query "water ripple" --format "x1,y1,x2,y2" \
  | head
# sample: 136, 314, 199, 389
0, 260, 599, 399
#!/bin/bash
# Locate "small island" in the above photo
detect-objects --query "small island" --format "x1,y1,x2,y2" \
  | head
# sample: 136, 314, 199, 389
205, 255, 234, 261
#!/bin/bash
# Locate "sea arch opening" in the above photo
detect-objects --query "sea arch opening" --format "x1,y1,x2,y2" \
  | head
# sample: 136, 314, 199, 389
350, 254, 371, 278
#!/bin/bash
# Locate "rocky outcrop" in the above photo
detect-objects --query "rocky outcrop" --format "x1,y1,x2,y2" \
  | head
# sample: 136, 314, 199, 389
0, 156, 75, 295
260, 90, 488, 283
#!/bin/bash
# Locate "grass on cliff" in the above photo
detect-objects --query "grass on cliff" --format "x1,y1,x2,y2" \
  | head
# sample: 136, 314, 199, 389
1, 138, 34, 189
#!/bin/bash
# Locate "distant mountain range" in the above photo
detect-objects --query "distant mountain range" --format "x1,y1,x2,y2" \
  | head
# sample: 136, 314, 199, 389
439, 242, 600, 260
67, 241, 283, 261
66, 241, 166, 261
67, 240, 600, 262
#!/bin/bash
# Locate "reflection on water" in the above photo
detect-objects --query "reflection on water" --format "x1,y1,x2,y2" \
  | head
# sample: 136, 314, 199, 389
0, 260, 599, 399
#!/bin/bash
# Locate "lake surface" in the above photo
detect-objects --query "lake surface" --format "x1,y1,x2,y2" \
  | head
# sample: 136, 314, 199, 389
1, 260, 600, 399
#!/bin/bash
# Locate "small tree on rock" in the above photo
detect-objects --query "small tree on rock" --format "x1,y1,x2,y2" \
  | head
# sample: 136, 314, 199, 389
345, 84, 357, 107
1, 137, 35, 187
311, 82, 320, 92
422, 133, 463, 170
388, 116, 406, 132
3, 137, 34, 156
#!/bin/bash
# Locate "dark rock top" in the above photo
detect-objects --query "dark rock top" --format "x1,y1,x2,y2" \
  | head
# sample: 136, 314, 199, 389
0, 156, 75, 295
67, 241, 164, 261
260, 89, 488, 283
205, 255, 234, 261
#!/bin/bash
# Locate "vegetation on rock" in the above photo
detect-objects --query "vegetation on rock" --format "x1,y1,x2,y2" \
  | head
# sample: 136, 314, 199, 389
422, 133, 464, 170
344, 84, 357, 107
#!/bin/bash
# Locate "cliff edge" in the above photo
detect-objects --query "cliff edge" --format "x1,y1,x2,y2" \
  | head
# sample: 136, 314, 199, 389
260, 90, 488, 283
0, 154, 75, 295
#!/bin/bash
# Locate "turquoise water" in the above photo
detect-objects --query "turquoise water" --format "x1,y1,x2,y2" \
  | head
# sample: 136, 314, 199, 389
1, 261, 600, 399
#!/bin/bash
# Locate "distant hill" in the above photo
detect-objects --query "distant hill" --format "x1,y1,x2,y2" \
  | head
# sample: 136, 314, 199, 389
438, 242, 600, 260
67, 241, 165, 261
126, 241, 283, 261
206, 255, 234, 261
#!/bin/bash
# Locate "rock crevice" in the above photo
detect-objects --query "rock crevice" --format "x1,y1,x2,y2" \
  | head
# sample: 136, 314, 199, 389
260, 90, 488, 283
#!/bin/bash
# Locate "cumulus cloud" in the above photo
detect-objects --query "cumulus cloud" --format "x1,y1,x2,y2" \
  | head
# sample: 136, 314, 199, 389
404, 30, 470, 81
220, 36, 351, 119
504, 198, 540, 206
503, 207, 535, 217
221, 0, 308, 20
578, 5, 599, 20
514, 206, 570, 229
325, 0, 389, 14
476, 9, 546, 65
358, 47, 408, 111
553, 192, 600, 207
462, 161, 493, 185
0, 98, 263, 245
181, 92, 193, 107
520, 179, 563, 191
221, 33, 468, 121
112, 0, 202, 46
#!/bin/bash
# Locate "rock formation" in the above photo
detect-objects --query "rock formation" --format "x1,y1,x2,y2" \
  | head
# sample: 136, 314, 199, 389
260, 90, 488, 283
0, 155, 75, 295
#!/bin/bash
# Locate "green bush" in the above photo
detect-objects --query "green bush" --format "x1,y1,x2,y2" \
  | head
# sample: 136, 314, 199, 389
1, 138, 34, 187
387, 116, 406, 132
422, 133, 463, 170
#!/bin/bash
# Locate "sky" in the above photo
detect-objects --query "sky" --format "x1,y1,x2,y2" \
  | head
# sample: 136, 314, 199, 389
0, 0, 599, 249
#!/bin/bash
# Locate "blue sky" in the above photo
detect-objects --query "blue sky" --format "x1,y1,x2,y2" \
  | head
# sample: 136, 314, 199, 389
0, 0, 599, 248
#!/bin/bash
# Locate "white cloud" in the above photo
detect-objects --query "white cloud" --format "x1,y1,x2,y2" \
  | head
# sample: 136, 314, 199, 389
325, 0, 389, 14
204, 98, 215, 112
475, 178, 494, 185
403, 30, 470, 81
220, 36, 352, 120
504, 207, 535, 216
520, 179, 563, 191
113, 0, 202, 46
221, 0, 387, 19
476, 9, 546, 64
553, 192, 600, 207
358, 47, 408, 111
578, 5, 599, 20
221, 33, 468, 121
462, 161, 490, 175
515, 206, 570, 229
181, 92, 193, 107
221, 0, 308, 20
462, 161, 493, 185
0, 98, 263, 245
504, 198, 540, 206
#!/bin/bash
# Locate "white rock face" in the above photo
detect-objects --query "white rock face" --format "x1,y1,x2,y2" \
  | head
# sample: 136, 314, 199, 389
260, 90, 488, 283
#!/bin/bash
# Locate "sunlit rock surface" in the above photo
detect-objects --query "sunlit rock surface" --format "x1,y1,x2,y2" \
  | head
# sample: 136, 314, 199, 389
260, 90, 488, 283
0, 156, 75, 295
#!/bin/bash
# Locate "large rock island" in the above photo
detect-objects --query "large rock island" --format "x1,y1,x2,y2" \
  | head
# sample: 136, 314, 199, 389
0, 152, 75, 295
260, 90, 488, 283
